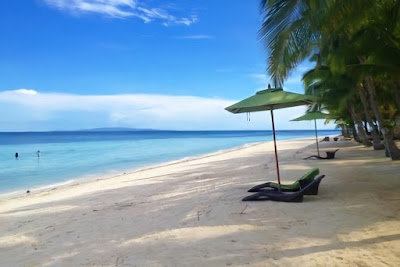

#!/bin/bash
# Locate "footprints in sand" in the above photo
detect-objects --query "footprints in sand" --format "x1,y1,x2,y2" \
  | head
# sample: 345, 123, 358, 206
197, 208, 212, 221
115, 202, 134, 210
82, 201, 136, 214
277, 219, 308, 230
16, 220, 34, 229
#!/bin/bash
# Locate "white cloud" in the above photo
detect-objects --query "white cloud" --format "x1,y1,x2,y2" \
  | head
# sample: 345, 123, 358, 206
0, 89, 334, 131
42, 0, 198, 25
169, 16, 198, 26
13, 89, 38, 95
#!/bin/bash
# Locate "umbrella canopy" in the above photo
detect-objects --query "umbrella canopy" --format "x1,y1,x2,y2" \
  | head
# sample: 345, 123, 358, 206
291, 111, 328, 121
291, 111, 329, 157
226, 88, 315, 113
225, 87, 315, 190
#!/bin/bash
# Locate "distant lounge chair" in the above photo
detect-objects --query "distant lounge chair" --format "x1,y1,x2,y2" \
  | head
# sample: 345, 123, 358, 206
304, 149, 339, 160
242, 175, 326, 202
248, 168, 320, 193
320, 136, 330, 142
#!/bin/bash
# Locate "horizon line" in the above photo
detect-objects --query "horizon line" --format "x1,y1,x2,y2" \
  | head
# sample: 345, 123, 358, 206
0, 128, 340, 133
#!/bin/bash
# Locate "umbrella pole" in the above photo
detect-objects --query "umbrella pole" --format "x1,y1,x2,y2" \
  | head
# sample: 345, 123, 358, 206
314, 119, 320, 157
270, 109, 281, 191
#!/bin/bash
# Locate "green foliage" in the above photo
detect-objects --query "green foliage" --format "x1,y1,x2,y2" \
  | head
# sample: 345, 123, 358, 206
260, 0, 400, 134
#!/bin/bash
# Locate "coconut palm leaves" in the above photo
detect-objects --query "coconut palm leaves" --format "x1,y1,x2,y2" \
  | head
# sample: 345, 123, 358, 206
260, 0, 400, 159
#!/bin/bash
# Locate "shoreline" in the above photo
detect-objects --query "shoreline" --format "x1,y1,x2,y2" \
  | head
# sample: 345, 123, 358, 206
0, 141, 261, 200
0, 140, 268, 201
0, 136, 325, 201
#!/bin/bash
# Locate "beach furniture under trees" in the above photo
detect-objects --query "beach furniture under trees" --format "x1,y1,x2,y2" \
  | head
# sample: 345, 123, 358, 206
304, 149, 339, 160
290, 111, 329, 157
225, 85, 315, 192
248, 168, 320, 193
242, 175, 326, 202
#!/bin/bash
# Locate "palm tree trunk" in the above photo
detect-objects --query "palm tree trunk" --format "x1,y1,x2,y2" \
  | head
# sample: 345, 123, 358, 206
363, 121, 369, 134
393, 81, 400, 111
349, 105, 373, 146
350, 122, 361, 143
357, 85, 385, 150
339, 124, 351, 138
359, 56, 400, 160
353, 131, 361, 143
345, 124, 351, 138
363, 76, 400, 160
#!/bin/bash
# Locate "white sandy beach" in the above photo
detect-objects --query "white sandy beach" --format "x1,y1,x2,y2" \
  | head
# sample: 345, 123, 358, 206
0, 138, 400, 266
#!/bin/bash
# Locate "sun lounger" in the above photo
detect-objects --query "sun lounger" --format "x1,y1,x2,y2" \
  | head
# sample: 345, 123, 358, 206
248, 168, 320, 193
304, 149, 339, 160
320, 136, 330, 142
242, 175, 326, 202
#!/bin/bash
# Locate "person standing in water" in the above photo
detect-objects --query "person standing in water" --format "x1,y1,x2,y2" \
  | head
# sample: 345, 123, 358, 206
15, 152, 18, 158
37, 150, 40, 157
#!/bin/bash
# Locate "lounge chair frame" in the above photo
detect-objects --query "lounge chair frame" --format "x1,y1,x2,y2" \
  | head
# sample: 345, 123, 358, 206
304, 149, 339, 160
248, 168, 319, 193
242, 175, 325, 202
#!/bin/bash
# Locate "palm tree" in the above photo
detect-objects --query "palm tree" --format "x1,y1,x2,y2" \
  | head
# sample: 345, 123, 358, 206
302, 63, 375, 147
259, 0, 400, 160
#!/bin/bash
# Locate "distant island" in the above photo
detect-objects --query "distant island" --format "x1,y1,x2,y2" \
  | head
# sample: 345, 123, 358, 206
83, 127, 161, 132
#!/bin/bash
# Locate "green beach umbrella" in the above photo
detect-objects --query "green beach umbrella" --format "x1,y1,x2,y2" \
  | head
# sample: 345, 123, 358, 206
291, 111, 329, 157
225, 86, 315, 190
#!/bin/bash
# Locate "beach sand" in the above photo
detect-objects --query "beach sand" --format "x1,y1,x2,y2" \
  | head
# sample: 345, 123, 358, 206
0, 138, 399, 266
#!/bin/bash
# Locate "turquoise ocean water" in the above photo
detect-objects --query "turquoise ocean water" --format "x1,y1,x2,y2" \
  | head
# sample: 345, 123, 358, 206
0, 130, 339, 194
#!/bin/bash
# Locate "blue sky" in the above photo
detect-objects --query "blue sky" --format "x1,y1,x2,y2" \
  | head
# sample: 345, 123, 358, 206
0, 0, 332, 131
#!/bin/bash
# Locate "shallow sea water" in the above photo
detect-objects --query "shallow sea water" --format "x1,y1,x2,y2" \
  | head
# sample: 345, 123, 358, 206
0, 130, 340, 194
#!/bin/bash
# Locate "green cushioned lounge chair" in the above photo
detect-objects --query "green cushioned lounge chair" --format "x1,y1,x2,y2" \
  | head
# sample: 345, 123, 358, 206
248, 168, 320, 194
242, 175, 325, 202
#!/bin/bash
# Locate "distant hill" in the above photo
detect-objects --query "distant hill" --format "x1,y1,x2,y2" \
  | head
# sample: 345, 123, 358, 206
84, 127, 160, 132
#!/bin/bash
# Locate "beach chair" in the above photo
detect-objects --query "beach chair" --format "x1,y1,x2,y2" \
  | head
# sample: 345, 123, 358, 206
242, 175, 326, 202
248, 168, 320, 193
304, 149, 339, 160
320, 136, 330, 142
